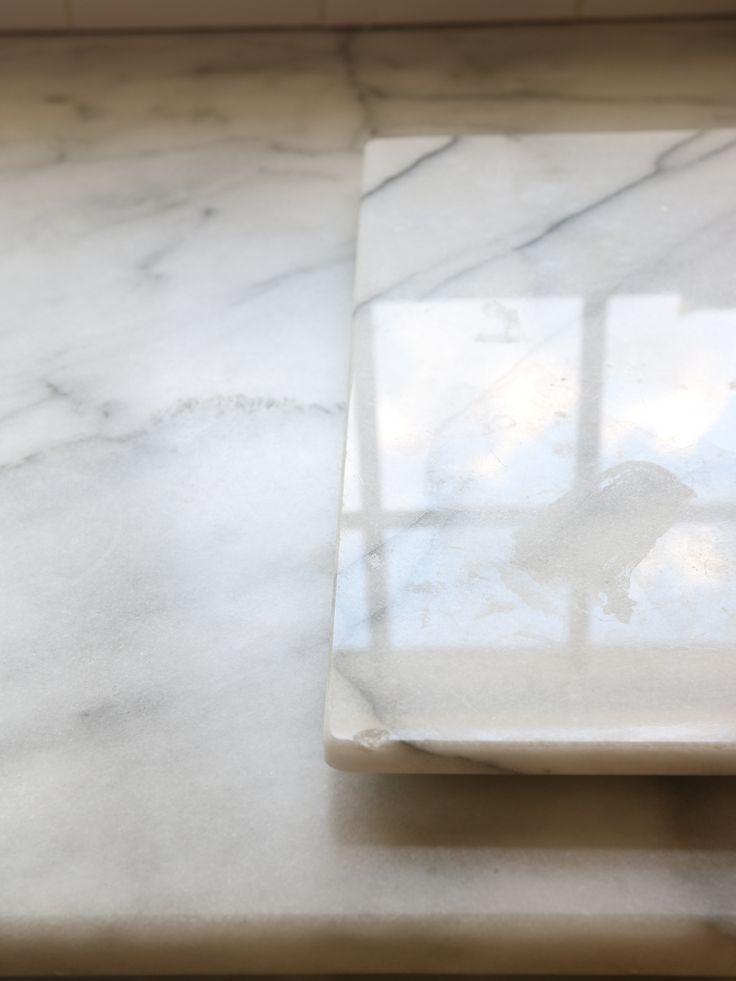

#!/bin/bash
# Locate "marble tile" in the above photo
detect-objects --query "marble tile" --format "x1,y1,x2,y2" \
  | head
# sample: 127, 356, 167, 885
326, 131, 736, 774
2, 20, 736, 976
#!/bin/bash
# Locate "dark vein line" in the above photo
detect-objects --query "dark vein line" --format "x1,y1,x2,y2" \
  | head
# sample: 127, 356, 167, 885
356, 129, 736, 309
362, 137, 459, 200
235, 251, 351, 304
426, 129, 723, 296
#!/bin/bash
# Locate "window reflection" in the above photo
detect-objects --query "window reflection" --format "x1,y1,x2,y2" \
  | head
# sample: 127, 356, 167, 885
337, 293, 736, 665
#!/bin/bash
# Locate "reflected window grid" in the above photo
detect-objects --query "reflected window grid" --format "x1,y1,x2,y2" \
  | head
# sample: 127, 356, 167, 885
341, 299, 736, 657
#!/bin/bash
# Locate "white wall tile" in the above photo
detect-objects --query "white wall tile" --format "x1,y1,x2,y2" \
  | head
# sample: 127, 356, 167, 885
70, 0, 321, 28
580, 0, 736, 16
0, 0, 68, 28
323, 0, 576, 24
2, 0, 734, 33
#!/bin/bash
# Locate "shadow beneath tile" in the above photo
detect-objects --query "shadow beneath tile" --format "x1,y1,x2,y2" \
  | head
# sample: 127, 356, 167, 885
329, 772, 736, 849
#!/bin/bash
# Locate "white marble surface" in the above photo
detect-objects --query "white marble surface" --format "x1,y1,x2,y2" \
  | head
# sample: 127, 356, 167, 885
326, 131, 736, 774
2, 21, 736, 976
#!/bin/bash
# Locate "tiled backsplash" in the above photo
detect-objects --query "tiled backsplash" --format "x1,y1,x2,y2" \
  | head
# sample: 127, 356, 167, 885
1, 0, 736, 29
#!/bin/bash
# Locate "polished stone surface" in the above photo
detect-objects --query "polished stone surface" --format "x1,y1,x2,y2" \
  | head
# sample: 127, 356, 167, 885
2, 20, 736, 976
326, 131, 736, 774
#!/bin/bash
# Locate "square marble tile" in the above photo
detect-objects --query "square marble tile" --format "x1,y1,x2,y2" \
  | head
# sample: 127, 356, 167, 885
325, 131, 736, 774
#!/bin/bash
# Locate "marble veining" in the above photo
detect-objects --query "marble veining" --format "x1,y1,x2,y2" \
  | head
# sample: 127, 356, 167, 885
2, 20, 736, 975
327, 131, 736, 774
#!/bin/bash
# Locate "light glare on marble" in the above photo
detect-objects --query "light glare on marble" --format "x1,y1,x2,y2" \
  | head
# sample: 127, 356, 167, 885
326, 132, 736, 774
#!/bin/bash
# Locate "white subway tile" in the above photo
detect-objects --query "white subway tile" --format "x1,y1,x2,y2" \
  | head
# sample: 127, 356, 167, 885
580, 0, 736, 16
70, 0, 321, 28
323, 0, 576, 25
0, 0, 68, 29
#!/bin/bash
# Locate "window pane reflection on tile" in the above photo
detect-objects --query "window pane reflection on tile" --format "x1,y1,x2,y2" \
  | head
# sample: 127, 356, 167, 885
327, 132, 736, 773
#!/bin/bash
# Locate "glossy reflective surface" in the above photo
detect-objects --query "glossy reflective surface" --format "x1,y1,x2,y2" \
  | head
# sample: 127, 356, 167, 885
327, 132, 736, 773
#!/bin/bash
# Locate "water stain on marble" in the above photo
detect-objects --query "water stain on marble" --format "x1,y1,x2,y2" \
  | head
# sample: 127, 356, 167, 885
513, 461, 694, 623
75, 691, 163, 738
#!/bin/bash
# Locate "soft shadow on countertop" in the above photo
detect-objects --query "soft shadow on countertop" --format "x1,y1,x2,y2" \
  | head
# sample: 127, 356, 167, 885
329, 773, 736, 850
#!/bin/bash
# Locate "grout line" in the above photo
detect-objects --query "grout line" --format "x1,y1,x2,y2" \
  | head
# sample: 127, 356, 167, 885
0, 11, 735, 35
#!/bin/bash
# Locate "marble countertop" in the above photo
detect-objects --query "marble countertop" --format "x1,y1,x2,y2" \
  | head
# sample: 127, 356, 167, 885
1, 19, 736, 976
